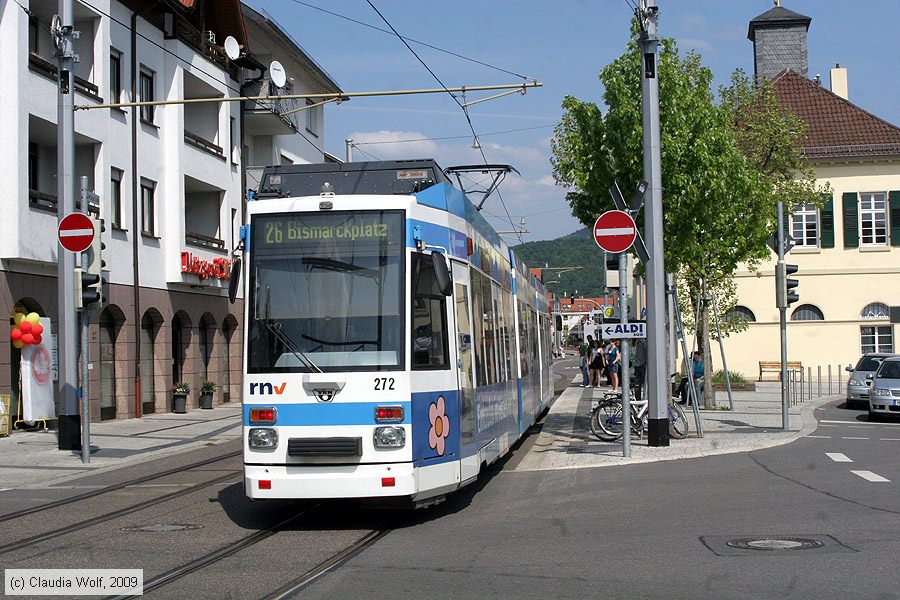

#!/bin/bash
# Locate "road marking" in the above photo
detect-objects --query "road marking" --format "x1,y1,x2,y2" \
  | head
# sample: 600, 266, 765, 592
826, 452, 853, 463
880, 438, 900, 441
842, 436, 869, 440
848, 425, 875, 429
806, 435, 830, 439
851, 470, 891, 483
821, 419, 900, 427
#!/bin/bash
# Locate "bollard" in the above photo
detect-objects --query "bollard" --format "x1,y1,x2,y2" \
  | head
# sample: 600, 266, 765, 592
817, 366, 821, 398
828, 364, 832, 396
808, 366, 812, 401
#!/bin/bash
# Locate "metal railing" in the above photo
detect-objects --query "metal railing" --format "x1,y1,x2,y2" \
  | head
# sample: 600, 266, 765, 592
787, 364, 847, 405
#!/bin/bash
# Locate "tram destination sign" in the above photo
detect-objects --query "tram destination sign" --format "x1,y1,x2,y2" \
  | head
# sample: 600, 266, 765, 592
600, 322, 646, 339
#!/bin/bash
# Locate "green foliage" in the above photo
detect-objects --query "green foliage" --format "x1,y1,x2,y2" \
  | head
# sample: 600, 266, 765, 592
201, 381, 217, 394
551, 27, 826, 339
712, 369, 747, 384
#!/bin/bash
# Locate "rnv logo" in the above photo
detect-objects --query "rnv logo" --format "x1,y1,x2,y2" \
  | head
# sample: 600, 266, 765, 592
250, 382, 287, 395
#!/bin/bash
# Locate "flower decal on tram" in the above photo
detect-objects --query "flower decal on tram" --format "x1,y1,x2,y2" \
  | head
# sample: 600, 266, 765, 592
428, 395, 450, 456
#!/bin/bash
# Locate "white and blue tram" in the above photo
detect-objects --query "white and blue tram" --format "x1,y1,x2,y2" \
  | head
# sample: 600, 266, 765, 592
240, 160, 553, 504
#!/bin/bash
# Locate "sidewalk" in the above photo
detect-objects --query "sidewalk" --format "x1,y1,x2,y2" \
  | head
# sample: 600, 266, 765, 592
513, 377, 836, 472
0, 404, 242, 490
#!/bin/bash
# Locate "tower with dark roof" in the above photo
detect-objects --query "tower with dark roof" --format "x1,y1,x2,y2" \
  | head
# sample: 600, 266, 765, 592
748, 2, 812, 81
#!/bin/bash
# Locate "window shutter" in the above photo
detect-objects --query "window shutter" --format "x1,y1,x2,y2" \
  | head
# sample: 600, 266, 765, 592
820, 194, 834, 248
890, 191, 900, 247
842, 192, 858, 248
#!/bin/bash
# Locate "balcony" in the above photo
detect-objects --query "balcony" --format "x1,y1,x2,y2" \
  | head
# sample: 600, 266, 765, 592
184, 131, 225, 159
184, 175, 226, 254
243, 79, 300, 136
28, 53, 101, 101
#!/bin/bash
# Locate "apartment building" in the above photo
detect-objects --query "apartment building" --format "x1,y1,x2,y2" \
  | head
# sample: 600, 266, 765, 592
722, 5, 900, 378
0, 0, 341, 424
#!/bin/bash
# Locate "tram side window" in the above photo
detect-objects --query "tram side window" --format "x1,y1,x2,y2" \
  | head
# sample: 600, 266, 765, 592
470, 269, 486, 385
411, 253, 449, 369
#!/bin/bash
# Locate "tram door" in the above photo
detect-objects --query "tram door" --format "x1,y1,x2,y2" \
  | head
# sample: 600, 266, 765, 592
452, 262, 478, 482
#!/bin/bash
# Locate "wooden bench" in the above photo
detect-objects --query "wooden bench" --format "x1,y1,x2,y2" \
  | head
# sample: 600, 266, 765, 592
759, 361, 803, 381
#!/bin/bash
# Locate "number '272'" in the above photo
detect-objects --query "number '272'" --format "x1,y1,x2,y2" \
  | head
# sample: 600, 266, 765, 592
374, 378, 395, 390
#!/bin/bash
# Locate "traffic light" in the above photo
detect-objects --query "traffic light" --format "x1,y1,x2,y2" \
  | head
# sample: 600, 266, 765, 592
76, 217, 106, 309
775, 262, 799, 309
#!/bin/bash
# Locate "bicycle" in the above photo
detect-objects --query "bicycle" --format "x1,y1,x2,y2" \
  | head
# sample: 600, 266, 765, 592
589, 391, 688, 442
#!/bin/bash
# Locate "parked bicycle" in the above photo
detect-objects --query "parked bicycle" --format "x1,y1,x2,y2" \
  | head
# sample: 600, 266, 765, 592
589, 391, 688, 442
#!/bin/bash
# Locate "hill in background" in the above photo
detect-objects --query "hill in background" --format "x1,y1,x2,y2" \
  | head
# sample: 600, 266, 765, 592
512, 227, 607, 297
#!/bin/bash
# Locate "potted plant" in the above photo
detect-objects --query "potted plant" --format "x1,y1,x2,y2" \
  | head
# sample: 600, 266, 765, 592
199, 381, 216, 410
170, 382, 190, 414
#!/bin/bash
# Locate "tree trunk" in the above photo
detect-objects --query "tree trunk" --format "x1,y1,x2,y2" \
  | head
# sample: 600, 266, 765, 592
701, 279, 714, 409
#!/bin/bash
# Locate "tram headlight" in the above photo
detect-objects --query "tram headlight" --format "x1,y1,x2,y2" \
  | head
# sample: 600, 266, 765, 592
248, 428, 278, 449
373, 426, 406, 448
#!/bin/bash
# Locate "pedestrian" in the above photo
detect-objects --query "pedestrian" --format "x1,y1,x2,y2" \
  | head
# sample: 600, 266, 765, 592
589, 339, 604, 387
677, 350, 705, 405
634, 337, 647, 403
608, 339, 621, 393
578, 336, 591, 387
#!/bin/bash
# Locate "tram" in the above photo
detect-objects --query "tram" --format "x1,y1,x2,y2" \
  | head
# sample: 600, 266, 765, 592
238, 160, 553, 505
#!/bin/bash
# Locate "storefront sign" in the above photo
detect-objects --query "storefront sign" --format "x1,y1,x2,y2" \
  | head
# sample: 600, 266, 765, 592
181, 252, 231, 281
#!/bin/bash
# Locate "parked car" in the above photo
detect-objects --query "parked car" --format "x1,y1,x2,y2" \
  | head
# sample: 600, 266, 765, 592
846, 353, 894, 409
869, 356, 900, 421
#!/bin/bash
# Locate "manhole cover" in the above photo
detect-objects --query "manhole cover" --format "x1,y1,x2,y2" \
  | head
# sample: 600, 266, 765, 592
121, 523, 204, 533
726, 536, 824, 551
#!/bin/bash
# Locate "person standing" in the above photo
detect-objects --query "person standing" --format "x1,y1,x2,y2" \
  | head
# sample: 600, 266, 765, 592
608, 339, 621, 393
633, 337, 647, 402
578, 336, 591, 387
589, 339, 604, 387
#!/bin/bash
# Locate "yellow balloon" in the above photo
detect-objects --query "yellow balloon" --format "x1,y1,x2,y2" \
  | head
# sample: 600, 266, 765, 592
26, 312, 40, 324
13, 313, 25, 325
12, 339, 24, 349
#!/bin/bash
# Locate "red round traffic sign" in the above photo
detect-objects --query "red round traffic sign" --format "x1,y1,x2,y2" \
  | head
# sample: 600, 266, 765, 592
593, 210, 637, 253
58, 213, 95, 253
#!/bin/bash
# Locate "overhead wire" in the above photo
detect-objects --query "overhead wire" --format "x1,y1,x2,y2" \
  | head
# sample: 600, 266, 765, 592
351, 124, 553, 146
284, 0, 535, 82
364, 0, 526, 247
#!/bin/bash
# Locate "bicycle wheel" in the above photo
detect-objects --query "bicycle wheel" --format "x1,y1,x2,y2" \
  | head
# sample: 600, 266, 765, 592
590, 400, 625, 441
668, 402, 689, 439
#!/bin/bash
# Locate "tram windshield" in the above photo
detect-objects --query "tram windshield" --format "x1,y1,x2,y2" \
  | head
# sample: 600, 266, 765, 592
248, 210, 404, 372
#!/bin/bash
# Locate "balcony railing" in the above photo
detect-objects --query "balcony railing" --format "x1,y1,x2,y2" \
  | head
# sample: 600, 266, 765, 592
184, 131, 225, 159
242, 79, 300, 132
28, 52, 101, 100
185, 230, 226, 251
29, 189, 99, 215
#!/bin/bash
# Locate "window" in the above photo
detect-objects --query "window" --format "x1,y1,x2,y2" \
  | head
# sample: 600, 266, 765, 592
861, 325, 893, 354
140, 179, 155, 236
790, 304, 824, 321
110, 50, 122, 104
791, 203, 818, 247
110, 168, 123, 229
305, 99, 318, 135
139, 68, 155, 123
859, 192, 888, 246
230, 116, 237, 164
411, 254, 449, 369
725, 305, 756, 323
861, 302, 889, 320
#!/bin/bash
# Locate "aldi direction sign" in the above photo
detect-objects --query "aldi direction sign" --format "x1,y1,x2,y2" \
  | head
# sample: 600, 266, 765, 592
601, 322, 646, 339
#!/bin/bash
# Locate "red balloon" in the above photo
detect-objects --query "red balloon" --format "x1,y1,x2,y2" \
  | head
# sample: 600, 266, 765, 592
32, 334, 42, 345
32, 323, 44, 335
19, 321, 32, 334
21, 333, 34, 345
11, 328, 22, 341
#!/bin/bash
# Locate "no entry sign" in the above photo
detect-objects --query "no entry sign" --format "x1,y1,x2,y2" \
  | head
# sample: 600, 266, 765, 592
593, 210, 636, 253
58, 213, 95, 253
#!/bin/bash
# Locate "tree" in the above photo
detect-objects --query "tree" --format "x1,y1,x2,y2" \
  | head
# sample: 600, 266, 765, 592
551, 29, 823, 406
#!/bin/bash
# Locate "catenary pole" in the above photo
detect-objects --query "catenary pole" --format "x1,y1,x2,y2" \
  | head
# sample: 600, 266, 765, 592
777, 200, 789, 430
638, 0, 668, 446
56, 0, 79, 450
620, 254, 631, 457
79, 177, 91, 464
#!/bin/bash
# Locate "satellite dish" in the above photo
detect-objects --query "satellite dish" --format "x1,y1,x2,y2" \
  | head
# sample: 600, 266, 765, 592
269, 60, 287, 88
223, 36, 240, 61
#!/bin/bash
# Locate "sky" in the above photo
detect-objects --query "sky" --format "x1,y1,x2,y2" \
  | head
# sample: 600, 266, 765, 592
246, 0, 900, 242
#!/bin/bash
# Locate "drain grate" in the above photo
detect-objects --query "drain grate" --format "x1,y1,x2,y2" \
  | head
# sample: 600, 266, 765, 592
726, 536, 824, 551
121, 523, 204, 533
700, 534, 855, 557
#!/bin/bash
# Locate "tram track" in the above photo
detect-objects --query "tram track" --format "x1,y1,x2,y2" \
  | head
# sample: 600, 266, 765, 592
0, 470, 241, 556
0, 449, 242, 524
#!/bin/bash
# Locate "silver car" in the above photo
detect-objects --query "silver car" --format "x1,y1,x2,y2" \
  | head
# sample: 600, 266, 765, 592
869, 356, 900, 421
846, 353, 893, 409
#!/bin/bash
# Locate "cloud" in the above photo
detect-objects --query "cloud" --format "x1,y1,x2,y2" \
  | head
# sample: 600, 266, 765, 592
680, 38, 713, 51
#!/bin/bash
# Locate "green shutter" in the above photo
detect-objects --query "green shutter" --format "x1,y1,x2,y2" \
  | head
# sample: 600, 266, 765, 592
820, 194, 835, 248
842, 192, 859, 248
890, 191, 900, 246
